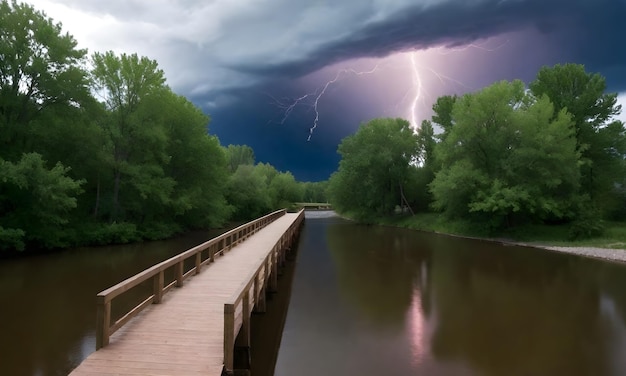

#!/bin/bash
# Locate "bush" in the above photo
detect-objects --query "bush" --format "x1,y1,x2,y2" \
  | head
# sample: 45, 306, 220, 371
569, 205, 605, 240
82, 222, 140, 245
0, 227, 26, 252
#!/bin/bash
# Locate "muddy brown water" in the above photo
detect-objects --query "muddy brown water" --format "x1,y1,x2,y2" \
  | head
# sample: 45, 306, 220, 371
272, 212, 626, 376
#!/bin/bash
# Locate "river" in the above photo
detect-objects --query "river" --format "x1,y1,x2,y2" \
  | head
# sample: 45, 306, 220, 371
273, 212, 626, 376
1, 213, 625, 375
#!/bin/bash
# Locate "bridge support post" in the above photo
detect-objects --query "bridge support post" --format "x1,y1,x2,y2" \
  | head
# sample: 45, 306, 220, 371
255, 285, 267, 313
269, 247, 278, 292
234, 291, 251, 372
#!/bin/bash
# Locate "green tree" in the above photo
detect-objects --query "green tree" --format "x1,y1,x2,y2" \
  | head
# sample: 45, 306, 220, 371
328, 118, 419, 220
0, 0, 89, 160
0, 153, 83, 250
269, 171, 302, 208
90, 51, 170, 222
406, 120, 437, 212
225, 144, 255, 173
530, 64, 625, 210
431, 95, 458, 141
225, 164, 272, 220
301, 181, 328, 203
158, 90, 230, 228
430, 80, 580, 228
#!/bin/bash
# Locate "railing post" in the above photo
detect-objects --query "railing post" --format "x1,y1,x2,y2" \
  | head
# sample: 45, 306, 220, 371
195, 252, 202, 274
96, 295, 110, 350
153, 271, 164, 304
224, 303, 235, 374
210, 243, 216, 262
237, 291, 250, 347
175, 261, 184, 287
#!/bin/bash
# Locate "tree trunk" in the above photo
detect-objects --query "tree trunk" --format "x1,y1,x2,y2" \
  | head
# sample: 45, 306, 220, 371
112, 169, 121, 221
399, 183, 415, 216
93, 173, 100, 218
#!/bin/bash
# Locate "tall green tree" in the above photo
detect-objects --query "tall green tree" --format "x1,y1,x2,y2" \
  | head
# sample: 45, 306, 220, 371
406, 120, 437, 212
157, 89, 230, 228
430, 80, 581, 228
0, 0, 92, 251
328, 118, 419, 220
90, 51, 170, 222
530, 64, 625, 209
0, 0, 89, 160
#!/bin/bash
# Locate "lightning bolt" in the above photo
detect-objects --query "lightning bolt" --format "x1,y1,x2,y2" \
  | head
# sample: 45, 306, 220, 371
437, 38, 510, 55
408, 52, 423, 131
307, 65, 383, 141
273, 40, 506, 140
273, 65, 381, 141
267, 92, 315, 125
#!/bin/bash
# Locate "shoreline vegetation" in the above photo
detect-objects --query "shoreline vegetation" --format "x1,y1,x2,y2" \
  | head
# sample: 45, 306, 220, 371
326, 211, 626, 263
333, 210, 626, 264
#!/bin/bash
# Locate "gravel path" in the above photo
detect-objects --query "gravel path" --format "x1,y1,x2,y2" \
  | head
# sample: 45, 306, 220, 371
516, 243, 626, 263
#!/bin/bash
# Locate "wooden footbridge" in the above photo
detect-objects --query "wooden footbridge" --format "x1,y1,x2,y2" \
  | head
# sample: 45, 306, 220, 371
69, 209, 304, 376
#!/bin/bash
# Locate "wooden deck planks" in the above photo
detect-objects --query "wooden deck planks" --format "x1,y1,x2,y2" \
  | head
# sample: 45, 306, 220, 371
69, 213, 300, 376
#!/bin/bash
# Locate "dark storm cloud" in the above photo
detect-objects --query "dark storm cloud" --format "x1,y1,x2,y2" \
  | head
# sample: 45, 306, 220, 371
229, 0, 626, 90
32, 0, 626, 96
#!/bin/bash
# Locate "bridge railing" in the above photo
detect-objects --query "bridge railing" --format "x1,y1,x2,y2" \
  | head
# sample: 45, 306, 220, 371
95, 209, 287, 349
223, 209, 304, 373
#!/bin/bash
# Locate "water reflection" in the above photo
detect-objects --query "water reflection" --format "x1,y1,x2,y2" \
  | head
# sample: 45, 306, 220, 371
407, 287, 427, 366
275, 216, 626, 376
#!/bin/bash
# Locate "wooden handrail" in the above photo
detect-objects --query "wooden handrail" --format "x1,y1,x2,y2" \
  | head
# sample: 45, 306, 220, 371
95, 209, 287, 349
223, 209, 304, 373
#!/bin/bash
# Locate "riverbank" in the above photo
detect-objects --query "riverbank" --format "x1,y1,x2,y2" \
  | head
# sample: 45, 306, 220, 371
336, 211, 626, 264
511, 243, 626, 263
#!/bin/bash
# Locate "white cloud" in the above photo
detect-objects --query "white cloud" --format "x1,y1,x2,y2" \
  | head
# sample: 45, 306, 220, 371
616, 92, 626, 123
24, 0, 439, 98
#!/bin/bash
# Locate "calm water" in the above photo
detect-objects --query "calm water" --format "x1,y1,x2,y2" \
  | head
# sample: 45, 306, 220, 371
0, 230, 224, 376
274, 213, 626, 376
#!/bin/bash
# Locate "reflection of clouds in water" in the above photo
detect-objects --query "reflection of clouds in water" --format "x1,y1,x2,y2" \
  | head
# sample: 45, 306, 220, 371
304, 210, 338, 219
600, 294, 626, 374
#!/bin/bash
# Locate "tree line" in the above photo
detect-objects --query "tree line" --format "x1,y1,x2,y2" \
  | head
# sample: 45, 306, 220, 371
0, 1, 326, 253
329, 64, 625, 238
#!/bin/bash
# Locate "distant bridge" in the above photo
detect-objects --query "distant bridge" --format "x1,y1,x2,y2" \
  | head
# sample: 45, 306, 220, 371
69, 209, 304, 376
296, 202, 332, 210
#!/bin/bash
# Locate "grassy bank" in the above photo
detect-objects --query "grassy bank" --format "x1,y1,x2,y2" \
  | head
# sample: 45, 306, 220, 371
371, 212, 626, 250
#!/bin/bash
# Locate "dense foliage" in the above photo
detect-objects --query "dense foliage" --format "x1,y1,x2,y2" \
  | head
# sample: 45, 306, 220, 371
328, 118, 419, 220
0, 1, 325, 253
330, 66, 625, 238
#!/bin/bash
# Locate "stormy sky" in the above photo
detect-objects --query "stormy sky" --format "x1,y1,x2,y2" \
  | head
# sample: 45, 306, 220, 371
27, 0, 626, 181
